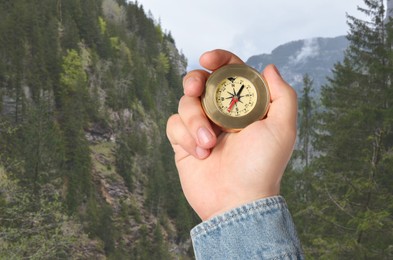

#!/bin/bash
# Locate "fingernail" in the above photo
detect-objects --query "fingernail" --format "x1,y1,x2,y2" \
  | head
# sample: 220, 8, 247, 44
184, 77, 198, 95
197, 127, 213, 146
196, 146, 209, 159
185, 77, 198, 88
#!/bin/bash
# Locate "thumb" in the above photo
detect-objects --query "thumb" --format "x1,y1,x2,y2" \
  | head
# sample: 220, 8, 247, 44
263, 64, 298, 129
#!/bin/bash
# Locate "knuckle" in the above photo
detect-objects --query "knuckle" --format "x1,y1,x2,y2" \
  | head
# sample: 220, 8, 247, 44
166, 114, 180, 139
178, 96, 187, 113
185, 114, 201, 130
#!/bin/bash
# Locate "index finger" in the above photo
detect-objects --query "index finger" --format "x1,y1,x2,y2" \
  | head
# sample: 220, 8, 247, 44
199, 49, 245, 71
183, 50, 245, 97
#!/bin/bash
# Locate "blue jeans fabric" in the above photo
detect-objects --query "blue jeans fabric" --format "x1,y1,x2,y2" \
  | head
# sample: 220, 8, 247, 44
191, 196, 304, 259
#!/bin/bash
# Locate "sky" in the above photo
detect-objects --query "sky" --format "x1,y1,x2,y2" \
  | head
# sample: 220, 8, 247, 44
136, 0, 368, 70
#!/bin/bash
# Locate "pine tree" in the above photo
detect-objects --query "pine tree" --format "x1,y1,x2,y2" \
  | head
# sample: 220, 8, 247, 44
0, 167, 97, 259
20, 96, 63, 193
282, 74, 317, 252
0, 0, 194, 258
115, 130, 136, 191
59, 49, 92, 212
298, 74, 316, 168
308, 0, 393, 258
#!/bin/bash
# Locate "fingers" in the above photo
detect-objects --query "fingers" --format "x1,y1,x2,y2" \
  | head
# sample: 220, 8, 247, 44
167, 49, 246, 160
199, 49, 245, 71
167, 114, 211, 160
178, 96, 216, 149
183, 49, 244, 97
183, 70, 209, 97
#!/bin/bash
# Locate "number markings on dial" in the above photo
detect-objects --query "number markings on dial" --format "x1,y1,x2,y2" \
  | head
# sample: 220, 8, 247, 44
215, 77, 257, 117
202, 64, 270, 132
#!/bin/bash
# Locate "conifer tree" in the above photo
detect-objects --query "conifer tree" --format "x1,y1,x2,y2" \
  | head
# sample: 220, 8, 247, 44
298, 74, 316, 168
0, 0, 195, 258
282, 74, 317, 250
309, 0, 393, 258
20, 96, 63, 193
59, 49, 92, 212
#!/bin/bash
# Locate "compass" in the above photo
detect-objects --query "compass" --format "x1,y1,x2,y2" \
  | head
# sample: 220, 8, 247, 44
201, 64, 270, 132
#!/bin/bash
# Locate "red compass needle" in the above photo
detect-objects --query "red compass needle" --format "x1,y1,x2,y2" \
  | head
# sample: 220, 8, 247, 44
227, 97, 238, 112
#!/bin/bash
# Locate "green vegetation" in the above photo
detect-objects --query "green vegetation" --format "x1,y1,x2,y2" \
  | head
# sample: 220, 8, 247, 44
0, 0, 192, 258
1, 0, 391, 259
282, 1, 393, 258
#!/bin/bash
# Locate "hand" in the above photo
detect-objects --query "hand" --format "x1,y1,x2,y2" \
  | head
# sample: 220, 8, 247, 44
166, 50, 297, 221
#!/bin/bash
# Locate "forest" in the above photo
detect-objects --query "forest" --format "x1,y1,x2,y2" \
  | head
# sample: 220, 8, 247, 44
0, 0, 392, 259
0, 0, 195, 258
283, 0, 393, 258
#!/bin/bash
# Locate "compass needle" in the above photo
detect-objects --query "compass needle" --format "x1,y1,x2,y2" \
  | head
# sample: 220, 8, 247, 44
202, 64, 270, 132
227, 97, 238, 113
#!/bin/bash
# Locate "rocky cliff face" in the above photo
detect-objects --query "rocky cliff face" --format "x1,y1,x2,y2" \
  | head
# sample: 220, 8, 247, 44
0, 0, 195, 258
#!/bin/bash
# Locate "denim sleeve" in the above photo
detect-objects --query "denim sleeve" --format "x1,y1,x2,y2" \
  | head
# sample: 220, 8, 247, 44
190, 196, 304, 260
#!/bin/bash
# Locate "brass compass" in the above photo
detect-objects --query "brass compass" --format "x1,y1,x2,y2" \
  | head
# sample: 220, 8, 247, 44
201, 64, 270, 132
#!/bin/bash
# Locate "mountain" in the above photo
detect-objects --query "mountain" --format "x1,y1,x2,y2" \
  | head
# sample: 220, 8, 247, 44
246, 36, 349, 96
0, 0, 196, 259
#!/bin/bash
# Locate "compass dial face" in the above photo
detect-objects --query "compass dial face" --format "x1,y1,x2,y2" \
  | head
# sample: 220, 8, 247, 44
201, 64, 270, 132
215, 76, 257, 117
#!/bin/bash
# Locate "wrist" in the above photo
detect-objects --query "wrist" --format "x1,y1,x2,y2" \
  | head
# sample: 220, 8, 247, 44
203, 191, 280, 221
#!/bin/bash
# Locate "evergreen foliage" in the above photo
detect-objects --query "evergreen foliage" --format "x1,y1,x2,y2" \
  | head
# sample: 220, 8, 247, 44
282, 1, 393, 258
0, 167, 99, 259
297, 74, 316, 168
0, 0, 191, 258
5, 0, 392, 259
